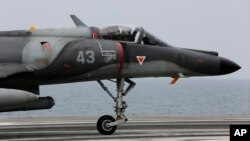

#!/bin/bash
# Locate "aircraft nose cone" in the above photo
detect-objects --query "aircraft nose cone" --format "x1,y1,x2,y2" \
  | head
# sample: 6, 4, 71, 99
219, 57, 241, 75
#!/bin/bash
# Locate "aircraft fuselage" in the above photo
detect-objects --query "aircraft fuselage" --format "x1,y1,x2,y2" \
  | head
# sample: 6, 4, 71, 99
0, 30, 239, 89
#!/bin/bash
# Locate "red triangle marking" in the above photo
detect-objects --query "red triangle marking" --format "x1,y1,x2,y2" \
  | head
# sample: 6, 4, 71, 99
136, 56, 146, 65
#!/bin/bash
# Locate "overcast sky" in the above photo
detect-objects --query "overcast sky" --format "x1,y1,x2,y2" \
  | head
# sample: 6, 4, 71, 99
0, 0, 249, 79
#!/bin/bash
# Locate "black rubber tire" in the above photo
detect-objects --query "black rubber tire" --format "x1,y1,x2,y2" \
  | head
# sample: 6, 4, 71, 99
97, 115, 117, 135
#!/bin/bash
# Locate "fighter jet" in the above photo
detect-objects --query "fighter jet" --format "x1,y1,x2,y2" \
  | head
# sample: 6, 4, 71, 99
0, 15, 240, 135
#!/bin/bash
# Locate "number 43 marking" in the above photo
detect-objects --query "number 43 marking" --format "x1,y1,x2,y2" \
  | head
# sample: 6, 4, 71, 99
77, 50, 95, 64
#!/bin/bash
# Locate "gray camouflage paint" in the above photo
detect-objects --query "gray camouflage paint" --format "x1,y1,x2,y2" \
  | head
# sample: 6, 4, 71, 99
0, 24, 239, 95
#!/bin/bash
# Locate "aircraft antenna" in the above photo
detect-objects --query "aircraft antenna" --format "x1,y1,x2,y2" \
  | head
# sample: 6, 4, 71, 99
70, 15, 88, 27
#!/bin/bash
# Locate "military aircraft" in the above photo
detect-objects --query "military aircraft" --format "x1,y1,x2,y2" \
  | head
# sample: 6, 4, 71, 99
0, 15, 240, 135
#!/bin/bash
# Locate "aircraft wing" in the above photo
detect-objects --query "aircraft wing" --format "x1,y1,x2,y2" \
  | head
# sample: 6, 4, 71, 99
0, 63, 36, 78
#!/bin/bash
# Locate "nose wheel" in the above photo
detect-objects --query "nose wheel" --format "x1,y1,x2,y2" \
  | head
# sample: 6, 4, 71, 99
97, 115, 117, 135
97, 78, 135, 135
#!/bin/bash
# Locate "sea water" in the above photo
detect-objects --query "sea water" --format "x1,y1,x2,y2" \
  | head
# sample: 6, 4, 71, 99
0, 78, 249, 118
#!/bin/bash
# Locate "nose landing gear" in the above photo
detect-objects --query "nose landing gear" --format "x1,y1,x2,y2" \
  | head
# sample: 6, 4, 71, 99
97, 78, 135, 135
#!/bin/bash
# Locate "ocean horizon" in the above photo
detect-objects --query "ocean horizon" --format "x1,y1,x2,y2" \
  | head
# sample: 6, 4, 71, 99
0, 78, 249, 118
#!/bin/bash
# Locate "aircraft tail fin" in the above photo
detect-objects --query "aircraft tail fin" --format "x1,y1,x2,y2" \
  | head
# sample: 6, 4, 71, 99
70, 15, 88, 27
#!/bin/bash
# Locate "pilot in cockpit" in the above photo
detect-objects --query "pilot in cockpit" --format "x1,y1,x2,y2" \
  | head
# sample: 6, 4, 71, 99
101, 25, 135, 42
99, 25, 169, 46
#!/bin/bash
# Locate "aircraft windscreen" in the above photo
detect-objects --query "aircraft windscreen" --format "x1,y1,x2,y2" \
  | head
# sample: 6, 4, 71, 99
142, 30, 170, 47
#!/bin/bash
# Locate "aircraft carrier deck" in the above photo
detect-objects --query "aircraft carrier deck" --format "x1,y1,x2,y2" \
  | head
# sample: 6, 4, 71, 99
0, 116, 249, 141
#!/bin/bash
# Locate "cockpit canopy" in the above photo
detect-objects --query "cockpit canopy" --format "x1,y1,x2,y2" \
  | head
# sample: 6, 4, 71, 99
92, 25, 170, 47
100, 25, 134, 42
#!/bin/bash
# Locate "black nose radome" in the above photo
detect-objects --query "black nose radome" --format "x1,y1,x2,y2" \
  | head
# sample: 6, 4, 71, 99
219, 57, 241, 75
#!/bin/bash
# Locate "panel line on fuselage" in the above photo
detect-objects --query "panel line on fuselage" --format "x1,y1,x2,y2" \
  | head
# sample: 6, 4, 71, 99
94, 39, 103, 52
94, 39, 117, 57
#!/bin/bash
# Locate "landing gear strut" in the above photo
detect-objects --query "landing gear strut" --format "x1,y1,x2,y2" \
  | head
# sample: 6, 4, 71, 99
97, 78, 135, 135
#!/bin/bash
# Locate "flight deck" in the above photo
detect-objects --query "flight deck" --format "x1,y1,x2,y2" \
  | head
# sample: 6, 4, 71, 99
0, 116, 249, 141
